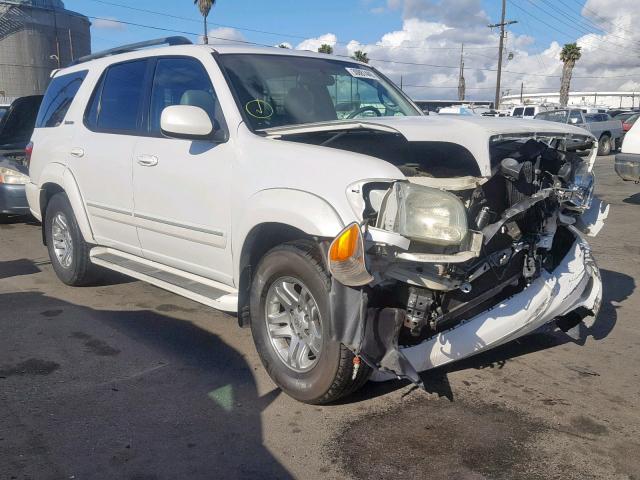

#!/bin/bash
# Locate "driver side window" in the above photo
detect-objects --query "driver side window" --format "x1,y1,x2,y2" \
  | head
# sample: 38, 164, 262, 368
148, 57, 225, 135
569, 110, 583, 124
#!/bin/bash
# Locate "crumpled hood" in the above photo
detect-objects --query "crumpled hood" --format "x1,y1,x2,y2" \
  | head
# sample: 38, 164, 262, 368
264, 116, 595, 178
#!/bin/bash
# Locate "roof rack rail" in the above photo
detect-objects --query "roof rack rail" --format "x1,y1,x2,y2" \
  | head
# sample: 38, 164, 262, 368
71, 36, 193, 65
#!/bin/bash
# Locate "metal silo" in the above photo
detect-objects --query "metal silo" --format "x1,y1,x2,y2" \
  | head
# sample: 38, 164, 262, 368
0, 0, 90, 101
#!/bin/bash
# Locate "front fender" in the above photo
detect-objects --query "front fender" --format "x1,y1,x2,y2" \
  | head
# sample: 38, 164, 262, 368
232, 188, 345, 280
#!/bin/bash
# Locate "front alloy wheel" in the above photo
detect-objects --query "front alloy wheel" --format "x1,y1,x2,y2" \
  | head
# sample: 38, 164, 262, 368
250, 241, 370, 404
265, 276, 323, 372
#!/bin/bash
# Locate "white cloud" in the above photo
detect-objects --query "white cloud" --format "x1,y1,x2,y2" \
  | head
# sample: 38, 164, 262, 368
92, 17, 125, 31
207, 27, 246, 45
207, 0, 640, 102
296, 33, 337, 52
281, 0, 640, 101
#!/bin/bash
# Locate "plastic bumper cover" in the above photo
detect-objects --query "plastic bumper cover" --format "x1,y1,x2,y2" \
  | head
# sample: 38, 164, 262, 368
0, 182, 29, 215
371, 227, 602, 381
615, 152, 640, 182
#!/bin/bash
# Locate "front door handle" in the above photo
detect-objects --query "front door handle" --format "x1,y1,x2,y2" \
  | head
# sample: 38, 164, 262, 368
137, 155, 158, 167
70, 147, 84, 158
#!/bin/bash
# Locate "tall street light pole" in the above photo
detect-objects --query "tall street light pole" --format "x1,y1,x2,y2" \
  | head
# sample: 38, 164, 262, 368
489, 0, 517, 110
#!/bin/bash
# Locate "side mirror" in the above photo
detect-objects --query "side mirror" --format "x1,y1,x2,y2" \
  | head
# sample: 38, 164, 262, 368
160, 105, 214, 140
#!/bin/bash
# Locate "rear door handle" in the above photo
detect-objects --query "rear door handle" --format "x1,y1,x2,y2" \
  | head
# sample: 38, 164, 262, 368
137, 154, 158, 167
70, 147, 84, 158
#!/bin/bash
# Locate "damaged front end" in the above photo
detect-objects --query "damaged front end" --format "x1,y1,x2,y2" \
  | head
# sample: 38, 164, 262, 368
327, 133, 607, 383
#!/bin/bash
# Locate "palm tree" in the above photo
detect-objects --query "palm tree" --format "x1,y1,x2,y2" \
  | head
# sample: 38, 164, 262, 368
193, 0, 216, 45
318, 44, 333, 54
352, 50, 369, 64
559, 43, 581, 107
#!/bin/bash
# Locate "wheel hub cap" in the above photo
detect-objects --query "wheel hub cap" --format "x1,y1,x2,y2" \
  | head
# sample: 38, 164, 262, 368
51, 212, 73, 269
265, 277, 323, 372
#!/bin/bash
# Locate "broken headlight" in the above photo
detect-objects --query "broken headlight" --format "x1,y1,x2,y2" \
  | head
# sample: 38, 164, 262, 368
376, 182, 468, 246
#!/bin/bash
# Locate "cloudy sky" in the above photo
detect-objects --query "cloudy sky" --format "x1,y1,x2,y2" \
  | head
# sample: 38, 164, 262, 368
65, 0, 640, 101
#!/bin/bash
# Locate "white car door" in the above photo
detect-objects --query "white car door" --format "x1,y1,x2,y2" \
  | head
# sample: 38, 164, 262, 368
70, 58, 151, 256
132, 56, 234, 285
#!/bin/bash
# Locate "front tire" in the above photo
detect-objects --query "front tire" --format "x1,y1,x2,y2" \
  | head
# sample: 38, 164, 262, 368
249, 242, 370, 404
597, 134, 611, 156
44, 193, 96, 286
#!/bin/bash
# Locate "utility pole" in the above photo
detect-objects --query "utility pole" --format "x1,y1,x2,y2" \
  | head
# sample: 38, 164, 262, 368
520, 82, 524, 103
489, 0, 517, 110
68, 29, 74, 62
457, 44, 466, 101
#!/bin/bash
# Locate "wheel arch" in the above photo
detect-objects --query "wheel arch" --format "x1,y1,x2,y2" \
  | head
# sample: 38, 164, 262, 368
39, 167, 95, 246
234, 189, 345, 327
236, 222, 331, 328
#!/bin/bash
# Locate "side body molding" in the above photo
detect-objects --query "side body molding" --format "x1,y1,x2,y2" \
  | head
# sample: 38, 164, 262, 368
232, 188, 345, 281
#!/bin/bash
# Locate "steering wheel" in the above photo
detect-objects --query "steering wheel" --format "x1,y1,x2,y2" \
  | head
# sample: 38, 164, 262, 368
347, 105, 382, 119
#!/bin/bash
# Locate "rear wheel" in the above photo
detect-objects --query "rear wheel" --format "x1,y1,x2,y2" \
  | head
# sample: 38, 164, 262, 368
249, 242, 370, 404
597, 134, 611, 156
44, 193, 96, 286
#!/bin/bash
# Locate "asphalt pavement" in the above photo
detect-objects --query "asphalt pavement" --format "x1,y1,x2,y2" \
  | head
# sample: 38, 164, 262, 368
1, 155, 639, 480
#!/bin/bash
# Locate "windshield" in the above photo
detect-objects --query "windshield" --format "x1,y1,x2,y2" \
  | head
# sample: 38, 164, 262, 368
535, 110, 569, 123
217, 53, 420, 130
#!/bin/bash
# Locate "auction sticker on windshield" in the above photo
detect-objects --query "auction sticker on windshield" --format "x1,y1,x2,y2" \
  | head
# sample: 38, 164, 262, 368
345, 67, 379, 81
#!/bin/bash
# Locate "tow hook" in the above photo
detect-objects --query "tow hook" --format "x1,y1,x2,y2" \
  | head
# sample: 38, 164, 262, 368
352, 356, 361, 380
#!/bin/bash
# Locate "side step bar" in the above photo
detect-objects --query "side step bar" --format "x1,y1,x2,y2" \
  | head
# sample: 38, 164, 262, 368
90, 247, 238, 312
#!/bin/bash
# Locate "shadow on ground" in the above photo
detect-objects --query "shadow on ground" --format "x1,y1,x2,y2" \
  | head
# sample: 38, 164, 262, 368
623, 192, 640, 205
0, 291, 292, 480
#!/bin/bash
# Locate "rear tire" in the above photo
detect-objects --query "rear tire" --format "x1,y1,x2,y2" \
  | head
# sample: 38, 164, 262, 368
249, 241, 370, 404
44, 193, 96, 286
597, 134, 611, 156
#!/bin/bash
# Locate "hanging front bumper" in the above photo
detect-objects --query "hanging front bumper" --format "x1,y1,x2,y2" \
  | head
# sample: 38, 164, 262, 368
370, 226, 602, 381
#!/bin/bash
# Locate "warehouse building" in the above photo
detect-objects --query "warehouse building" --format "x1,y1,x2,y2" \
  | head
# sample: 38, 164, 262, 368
501, 91, 640, 109
0, 0, 90, 101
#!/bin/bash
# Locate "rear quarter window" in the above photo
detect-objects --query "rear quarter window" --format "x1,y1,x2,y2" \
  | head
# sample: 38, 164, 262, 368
84, 59, 148, 133
35, 70, 88, 128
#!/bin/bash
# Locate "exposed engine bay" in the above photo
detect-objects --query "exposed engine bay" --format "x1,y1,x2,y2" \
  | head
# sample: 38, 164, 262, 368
275, 123, 603, 381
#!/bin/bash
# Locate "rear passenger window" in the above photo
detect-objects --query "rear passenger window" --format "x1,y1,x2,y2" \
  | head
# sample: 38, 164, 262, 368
36, 70, 87, 128
86, 60, 148, 133
524, 107, 535, 116
148, 57, 224, 134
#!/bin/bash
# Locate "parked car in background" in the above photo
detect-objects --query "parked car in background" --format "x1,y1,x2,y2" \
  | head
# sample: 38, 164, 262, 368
614, 112, 640, 133
27, 37, 604, 404
510, 105, 553, 119
615, 120, 640, 182
0, 103, 10, 124
535, 108, 623, 155
610, 109, 635, 118
0, 95, 42, 218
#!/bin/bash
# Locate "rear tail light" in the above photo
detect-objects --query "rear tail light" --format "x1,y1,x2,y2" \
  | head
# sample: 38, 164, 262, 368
623, 123, 632, 132
25, 141, 33, 168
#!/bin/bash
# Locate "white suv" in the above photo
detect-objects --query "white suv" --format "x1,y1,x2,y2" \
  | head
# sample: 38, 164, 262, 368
28, 37, 605, 403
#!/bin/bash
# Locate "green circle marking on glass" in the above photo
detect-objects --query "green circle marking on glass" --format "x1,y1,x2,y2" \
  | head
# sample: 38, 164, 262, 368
245, 100, 274, 119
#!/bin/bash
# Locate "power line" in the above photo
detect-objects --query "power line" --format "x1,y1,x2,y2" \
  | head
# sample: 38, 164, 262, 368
86, 0, 499, 52
528, 0, 640, 49
565, 0, 637, 38
83, 15, 640, 80
512, 0, 637, 54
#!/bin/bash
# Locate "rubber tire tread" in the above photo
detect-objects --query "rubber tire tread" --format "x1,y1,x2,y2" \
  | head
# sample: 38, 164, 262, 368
45, 193, 96, 286
251, 241, 370, 404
